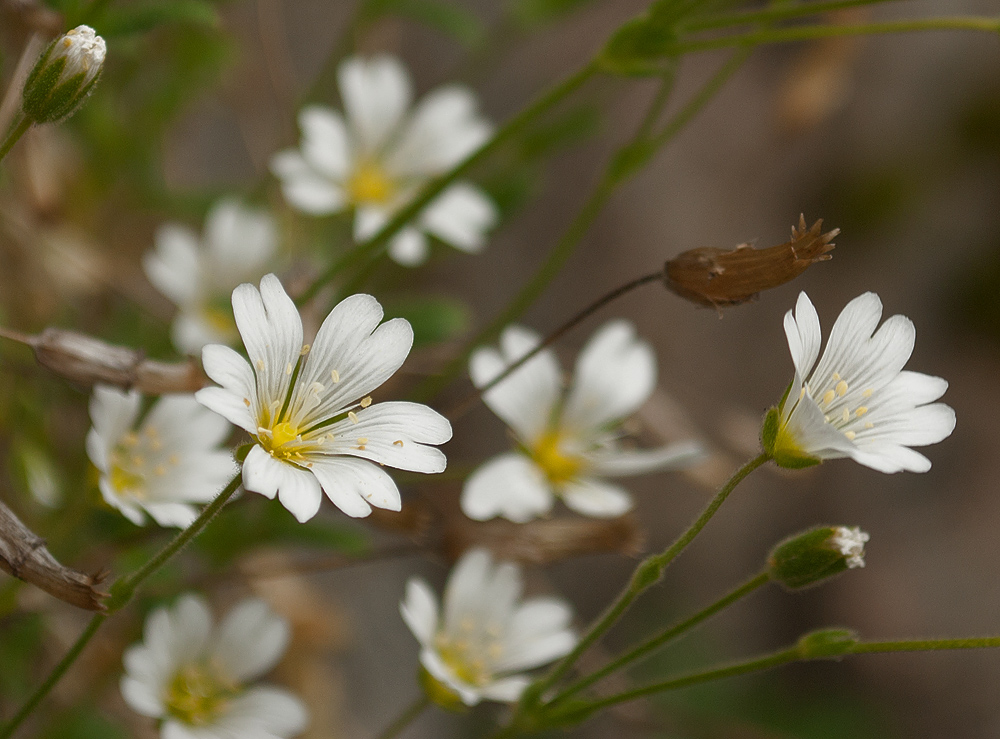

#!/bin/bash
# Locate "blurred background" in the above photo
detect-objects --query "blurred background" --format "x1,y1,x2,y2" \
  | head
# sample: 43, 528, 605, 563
1, 0, 999, 737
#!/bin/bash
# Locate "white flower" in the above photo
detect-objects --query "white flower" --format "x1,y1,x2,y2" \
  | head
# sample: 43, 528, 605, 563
121, 594, 308, 739
830, 526, 869, 568
51, 25, 106, 86
270, 55, 497, 267
772, 291, 956, 472
86, 385, 236, 528
144, 199, 278, 354
462, 321, 703, 522
196, 274, 452, 522
400, 549, 575, 706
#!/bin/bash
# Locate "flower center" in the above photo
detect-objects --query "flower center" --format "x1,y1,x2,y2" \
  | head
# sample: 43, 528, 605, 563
164, 661, 238, 726
107, 427, 176, 498
257, 420, 313, 463
811, 371, 875, 441
434, 629, 502, 687
532, 431, 584, 485
347, 160, 396, 205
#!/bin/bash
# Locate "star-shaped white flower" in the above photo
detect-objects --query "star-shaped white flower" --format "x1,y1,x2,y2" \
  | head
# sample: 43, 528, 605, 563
462, 321, 704, 522
770, 291, 956, 472
270, 55, 497, 267
121, 594, 308, 739
400, 548, 576, 707
196, 274, 452, 522
86, 385, 236, 528
144, 198, 278, 354
830, 526, 869, 569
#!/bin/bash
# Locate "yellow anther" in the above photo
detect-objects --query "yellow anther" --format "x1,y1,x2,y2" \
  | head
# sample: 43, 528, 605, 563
243, 397, 251, 407
357, 437, 369, 445
122, 432, 140, 447
844, 431, 856, 440
285, 362, 293, 375
865, 422, 874, 429
822, 390, 836, 406
855, 406, 868, 417
862, 388, 873, 398
835, 380, 849, 397
832, 372, 841, 381
348, 411, 359, 424
360, 396, 372, 408
300, 344, 311, 355
799, 387, 806, 400
131, 455, 145, 467
841, 408, 850, 423
168, 454, 180, 465
393, 440, 404, 447
488, 643, 503, 659
331, 369, 340, 383
153, 465, 167, 476
256, 359, 265, 371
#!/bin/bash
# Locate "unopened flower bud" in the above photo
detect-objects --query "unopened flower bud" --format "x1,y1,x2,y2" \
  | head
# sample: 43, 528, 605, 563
768, 525, 870, 590
797, 628, 859, 659
22, 25, 106, 124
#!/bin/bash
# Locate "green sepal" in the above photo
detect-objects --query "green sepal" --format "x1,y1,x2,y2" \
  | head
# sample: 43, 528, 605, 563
797, 628, 859, 659
597, 13, 679, 76
768, 526, 850, 590
772, 447, 822, 470
761, 407, 780, 455
418, 667, 468, 713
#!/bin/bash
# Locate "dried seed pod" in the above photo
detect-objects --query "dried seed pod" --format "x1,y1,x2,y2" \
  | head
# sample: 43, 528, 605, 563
0, 500, 108, 610
664, 215, 837, 309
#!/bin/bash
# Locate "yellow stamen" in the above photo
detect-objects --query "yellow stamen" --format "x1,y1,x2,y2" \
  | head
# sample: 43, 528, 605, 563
532, 431, 584, 485
822, 390, 836, 406
360, 396, 372, 408
348, 411, 359, 424
835, 380, 849, 397
331, 370, 340, 383
347, 160, 396, 205
844, 431, 856, 440
862, 388, 873, 398
855, 406, 868, 417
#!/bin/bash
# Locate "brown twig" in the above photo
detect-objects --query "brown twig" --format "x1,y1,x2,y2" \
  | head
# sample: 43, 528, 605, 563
0, 499, 108, 610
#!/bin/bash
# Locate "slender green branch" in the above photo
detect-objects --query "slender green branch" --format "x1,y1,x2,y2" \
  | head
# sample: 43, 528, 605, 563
684, 0, 909, 33
548, 570, 771, 706
0, 614, 107, 739
412, 50, 748, 404
444, 271, 663, 421
375, 694, 431, 739
0, 115, 31, 165
0, 474, 243, 738
849, 636, 1000, 654
526, 453, 770, 704
675, 16, 1000, 55
296, 62, 599, 306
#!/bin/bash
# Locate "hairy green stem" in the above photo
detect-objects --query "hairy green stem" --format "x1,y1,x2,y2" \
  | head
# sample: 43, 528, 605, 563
525, 453, 771, 706
0, 115, 31, 165
296, 62, 598, 306
548, 570, 771, 706
375, 694, 431, 739
675, 16, 1000, 54
684, 0, 908, 32
0, 473, 243, 738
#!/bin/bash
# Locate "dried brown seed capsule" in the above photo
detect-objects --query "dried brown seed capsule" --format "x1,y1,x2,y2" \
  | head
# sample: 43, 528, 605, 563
664, 215, 837, 309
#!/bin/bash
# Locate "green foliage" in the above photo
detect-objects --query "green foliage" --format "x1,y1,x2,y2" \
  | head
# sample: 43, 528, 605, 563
0, 614, 44, 702
39, 708, 128, 739
387, 296, 471, 347
507, 0, 598, 28
364, 0, 486, 48
94, 0, 220, 38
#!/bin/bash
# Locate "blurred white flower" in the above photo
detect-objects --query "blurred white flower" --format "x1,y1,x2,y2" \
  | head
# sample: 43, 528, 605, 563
86, 385, 236, 528
462, 321, 703, 522
830, 526, 869, 568
144, 199, 278, 354
401, 548, 575, 706
121, 594, 308, 739
772, 291, 956, 472
196, 274, 452, 522
271, 55, 497, 267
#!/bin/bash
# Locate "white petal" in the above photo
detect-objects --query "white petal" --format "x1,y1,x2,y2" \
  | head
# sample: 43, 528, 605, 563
849, 442, 933, 473
204, 199, 277, 280
223, 687, 309, 736
400, 578, 439, 646
143, 502, 200, 528
243, 445, 323, 523
338, 55, 411, 153
588, 440, 705, 477
420, 648, 482, 706
442, 549, 494, 633
196, 387, 257, 436
161, 721, 205, 739
353, 206, 388, 241
562, 320, 656, 432
271, 150, 346, 215
387, 227, 429, 266
783, 292, 822, 380
298, 105, 351, 179
308, 456, 400, 517
420, 183, 497, 252
120, 675, 164, 717
172, 312, 229, 355
89, 385, 141, 455
232, 274, 303, 411
213, 599, 290, 682
387, 85, 491, 175
144, 394, 231, 450
469, 325, 561, 443
321, 401, 450, 473
560, 477, 633, 517
479, 676, 530, 703
461, 453, 553, 523
144, 224, 201, 306
145, 595, 213, 671
199, 343, 259, 433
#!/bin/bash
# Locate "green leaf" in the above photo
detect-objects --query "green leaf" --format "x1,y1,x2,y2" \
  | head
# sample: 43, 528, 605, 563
98, 0, 219, 37
39, 708, 129, 739
598, 14, 679, 77
387, 296, 471, 347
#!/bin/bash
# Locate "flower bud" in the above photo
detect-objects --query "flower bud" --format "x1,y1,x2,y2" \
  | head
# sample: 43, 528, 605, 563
797, 628, 859, 659
768, 525, 870, 590
22, 25, 106, 124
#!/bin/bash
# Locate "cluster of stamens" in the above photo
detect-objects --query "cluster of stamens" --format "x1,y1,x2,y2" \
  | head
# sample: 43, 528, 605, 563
806, 371, 876, 441
434, 617, 504, 687
109, 425, 181, 497
164, 660, 237, 726
347, 159, 397, 206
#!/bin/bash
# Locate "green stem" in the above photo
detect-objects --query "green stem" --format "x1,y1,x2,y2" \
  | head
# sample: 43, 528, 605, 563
375, 694, 431, 739
0, 614, 107, 739
548, 570, 771, 707
526, 453, 770, 704
296, 62, 598, 306
545, 634, 1000, 723
0, 115, 31, 165
411, 51, 747, 404
675, 16, 1000, 55
684, 0, 908, 33
0, 474, 243, 738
